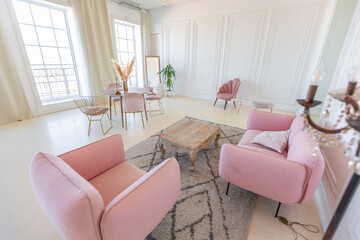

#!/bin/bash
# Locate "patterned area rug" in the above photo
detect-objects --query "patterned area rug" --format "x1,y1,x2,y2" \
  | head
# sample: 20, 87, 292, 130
125, 117, 255, 240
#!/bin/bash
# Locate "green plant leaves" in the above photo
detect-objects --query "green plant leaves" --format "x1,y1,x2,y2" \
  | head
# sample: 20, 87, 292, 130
157, 64, 176, 90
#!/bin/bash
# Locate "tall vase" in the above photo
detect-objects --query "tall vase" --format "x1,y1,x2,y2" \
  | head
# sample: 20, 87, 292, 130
123, 80, 128, 92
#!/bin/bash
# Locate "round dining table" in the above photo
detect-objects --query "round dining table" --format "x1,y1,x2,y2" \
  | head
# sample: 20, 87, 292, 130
101, 87, 149, 128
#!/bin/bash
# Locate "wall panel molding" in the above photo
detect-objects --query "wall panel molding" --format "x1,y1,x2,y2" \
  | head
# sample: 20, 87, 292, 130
257, 6, 319, 109
164, 20, 190, 93
189, 16, 223, 95
222, 11, 265, 100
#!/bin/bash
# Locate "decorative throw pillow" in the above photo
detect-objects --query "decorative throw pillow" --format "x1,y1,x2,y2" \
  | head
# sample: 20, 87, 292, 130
251, 130, 290, 153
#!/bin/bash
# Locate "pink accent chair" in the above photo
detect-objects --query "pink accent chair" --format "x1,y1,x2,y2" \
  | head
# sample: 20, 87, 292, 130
219, 111, 325, 216
122, 92, 146, 130
30, 134, 180, 240
214, 78, 241, 109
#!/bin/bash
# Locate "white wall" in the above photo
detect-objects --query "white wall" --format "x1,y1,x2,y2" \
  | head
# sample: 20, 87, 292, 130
148, 0, 333, 111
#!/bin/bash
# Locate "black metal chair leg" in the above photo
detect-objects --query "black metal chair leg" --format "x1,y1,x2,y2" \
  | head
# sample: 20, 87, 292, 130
275, 202, 281, 217
226, 182, 230, 195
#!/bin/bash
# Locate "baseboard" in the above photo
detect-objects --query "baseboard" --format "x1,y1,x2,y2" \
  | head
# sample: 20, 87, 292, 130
175, 91, 298, 113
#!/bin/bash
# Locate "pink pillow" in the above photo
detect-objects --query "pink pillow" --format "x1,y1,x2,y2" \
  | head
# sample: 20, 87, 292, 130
251, 130, 290, 153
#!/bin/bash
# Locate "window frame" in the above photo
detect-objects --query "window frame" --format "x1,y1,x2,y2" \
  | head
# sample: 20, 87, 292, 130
13, 0, 82, 104
112, 18, 140, 87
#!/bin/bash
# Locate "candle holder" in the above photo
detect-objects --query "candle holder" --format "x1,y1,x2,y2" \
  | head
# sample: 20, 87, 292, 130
297, 75, 360, 239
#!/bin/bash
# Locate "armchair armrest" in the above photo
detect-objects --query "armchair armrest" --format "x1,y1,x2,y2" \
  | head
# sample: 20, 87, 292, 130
247, 110, 295, 131
100, 157, 180, 240
219, 144, 306, 204
58, 134, 126, 180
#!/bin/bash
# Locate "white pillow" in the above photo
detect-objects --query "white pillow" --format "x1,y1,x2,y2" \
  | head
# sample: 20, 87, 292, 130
251, 130, 290, 153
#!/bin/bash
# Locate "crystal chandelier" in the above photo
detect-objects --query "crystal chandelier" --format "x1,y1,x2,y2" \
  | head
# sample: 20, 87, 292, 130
297, 66, 360, 239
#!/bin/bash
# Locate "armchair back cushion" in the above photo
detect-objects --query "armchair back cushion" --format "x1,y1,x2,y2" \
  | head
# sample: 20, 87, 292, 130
30, 152, 104, 240
216, 78, 241, 100
59, 135, 125, 180
288, 116, 305, 145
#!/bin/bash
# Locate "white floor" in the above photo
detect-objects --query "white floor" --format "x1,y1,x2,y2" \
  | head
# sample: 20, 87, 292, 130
0, 96, 323, 239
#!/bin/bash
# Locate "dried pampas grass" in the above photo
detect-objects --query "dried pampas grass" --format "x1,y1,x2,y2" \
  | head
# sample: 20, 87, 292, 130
111, 58, 135, 82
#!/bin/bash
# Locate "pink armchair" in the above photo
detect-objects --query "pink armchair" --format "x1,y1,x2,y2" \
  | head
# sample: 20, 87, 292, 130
214, 78, 241, 109
30, 134, 180, 240
219, 111, 325, 216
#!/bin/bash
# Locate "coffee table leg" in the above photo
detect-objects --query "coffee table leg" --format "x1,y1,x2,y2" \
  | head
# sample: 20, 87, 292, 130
214, 133, 221, 148
190, 151, 197, 171
159, 143, 165, 159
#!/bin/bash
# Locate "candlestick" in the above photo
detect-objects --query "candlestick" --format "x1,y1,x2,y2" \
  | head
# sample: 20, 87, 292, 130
306, 84, 318, 103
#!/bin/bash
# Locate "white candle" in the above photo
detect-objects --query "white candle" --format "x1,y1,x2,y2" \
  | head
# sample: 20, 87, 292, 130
311, 71, 321, 85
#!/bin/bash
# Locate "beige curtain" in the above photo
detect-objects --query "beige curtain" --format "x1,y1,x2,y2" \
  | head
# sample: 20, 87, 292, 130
72, 0, 114, 95
0, 23, 31, 125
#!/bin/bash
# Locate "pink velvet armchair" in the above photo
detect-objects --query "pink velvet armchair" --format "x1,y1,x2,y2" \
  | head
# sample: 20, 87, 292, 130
219, 111, 325, 216
214, 78, 241, 109
30, 134, 180, 240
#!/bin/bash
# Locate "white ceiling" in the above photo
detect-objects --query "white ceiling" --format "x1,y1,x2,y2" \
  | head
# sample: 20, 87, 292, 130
116, 0, 197, 10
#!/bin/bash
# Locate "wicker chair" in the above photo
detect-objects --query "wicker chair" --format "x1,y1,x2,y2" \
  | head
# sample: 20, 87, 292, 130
145, 83, 165, 114
74, 96, 113, 136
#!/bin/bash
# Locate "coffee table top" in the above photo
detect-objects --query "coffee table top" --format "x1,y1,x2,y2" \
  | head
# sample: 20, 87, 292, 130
160, 120, 220, 150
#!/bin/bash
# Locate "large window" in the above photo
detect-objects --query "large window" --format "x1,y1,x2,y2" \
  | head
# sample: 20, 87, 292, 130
12, 0, 80, 103
113, 20, 141, 87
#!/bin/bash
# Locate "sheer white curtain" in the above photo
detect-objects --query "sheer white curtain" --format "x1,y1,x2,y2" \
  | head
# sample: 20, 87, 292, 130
72, 0, 115, 95
0, 21, 31, 125
141, 10, 151, 87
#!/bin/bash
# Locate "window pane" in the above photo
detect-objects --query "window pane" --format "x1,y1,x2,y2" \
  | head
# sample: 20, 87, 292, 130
19, 24, 38, 45
36, 27, 56, 46
31, 4, 52, 27
68, 81, 79, 95
36, 83, 51, 99
25, 46, 43, 64
119, 39, 127, 52
47, 69, 64, 82
128, 53, 134, 62
41, 47, 60, 64
50, 82, 67, 97
59, 48, 73, 65
118, 25, 126, 38
33, 69, 47, 83
51, 9, 66, 29
120, 53, 128, 64
55, 30, 69, 47
13, 1, 33, 24
127, 27, 133, 40
128, 41, 134, 52
64, 68, 76, 80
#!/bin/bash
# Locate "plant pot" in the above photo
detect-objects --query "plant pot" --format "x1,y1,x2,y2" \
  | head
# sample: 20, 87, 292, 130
166, 90, 172, 97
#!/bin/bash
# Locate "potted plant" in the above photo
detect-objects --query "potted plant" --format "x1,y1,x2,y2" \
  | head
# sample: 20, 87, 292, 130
158, 64, 176, 97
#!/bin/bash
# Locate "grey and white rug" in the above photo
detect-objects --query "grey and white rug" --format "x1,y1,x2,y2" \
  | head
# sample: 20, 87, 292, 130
125, 117, 255, 240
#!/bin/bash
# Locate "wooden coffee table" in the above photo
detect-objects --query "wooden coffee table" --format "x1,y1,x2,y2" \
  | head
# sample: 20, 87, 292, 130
159, 120, 221, 170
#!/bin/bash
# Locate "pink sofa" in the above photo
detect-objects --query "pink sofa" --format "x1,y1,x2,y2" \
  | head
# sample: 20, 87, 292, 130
219, 111, 324, 216
30, 134, 180, 240
214, 78, 241, 109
